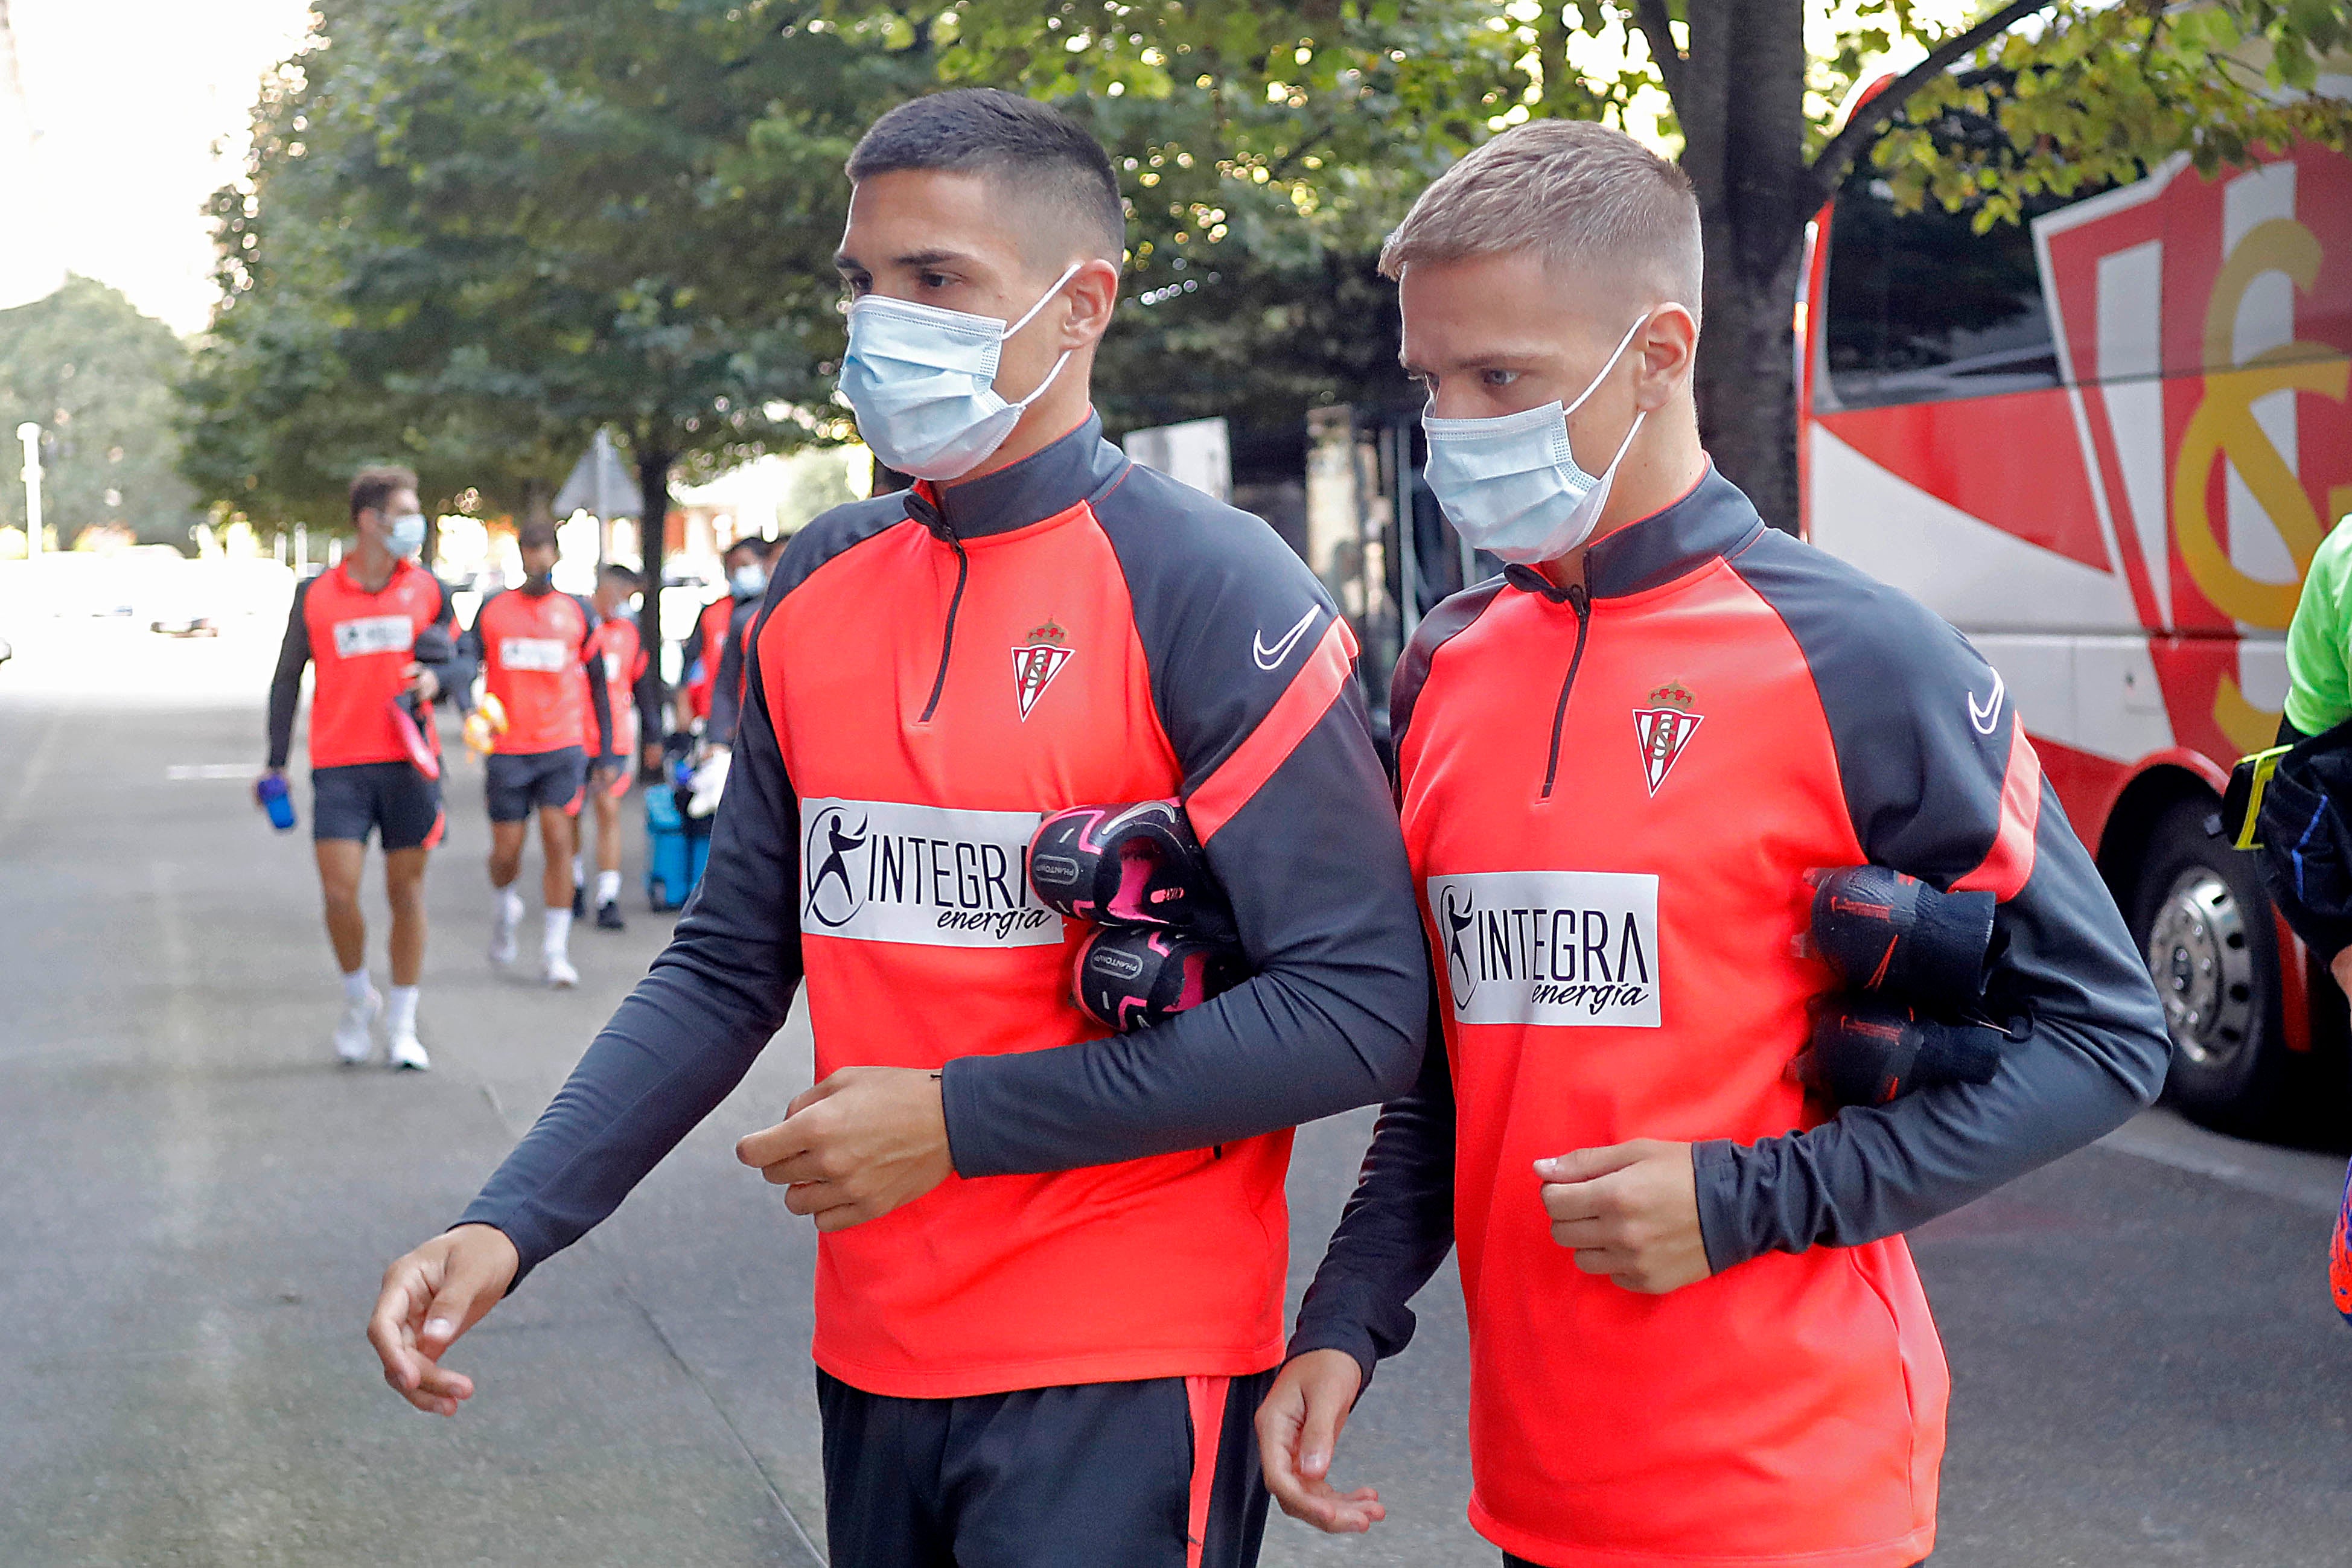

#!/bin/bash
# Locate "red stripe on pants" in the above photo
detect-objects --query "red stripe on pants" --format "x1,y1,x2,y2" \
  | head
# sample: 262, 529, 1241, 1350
1184, 1374, 1229, 1568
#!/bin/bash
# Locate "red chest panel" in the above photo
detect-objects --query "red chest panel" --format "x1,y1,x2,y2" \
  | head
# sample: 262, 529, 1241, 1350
478, 591, 589, 756
301, 561, 442, 769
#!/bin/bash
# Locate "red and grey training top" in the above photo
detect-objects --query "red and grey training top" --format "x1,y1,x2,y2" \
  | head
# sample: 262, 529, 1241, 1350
1286, 468, 2171, 1568
459, 414, 1428, 1398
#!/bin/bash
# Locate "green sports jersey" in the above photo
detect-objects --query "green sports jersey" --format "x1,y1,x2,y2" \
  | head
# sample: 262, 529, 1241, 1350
2286, 515, 2352, 737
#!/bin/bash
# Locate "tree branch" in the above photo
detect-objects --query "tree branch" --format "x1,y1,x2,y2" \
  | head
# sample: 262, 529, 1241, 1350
1802, 0, 2054, 212
1630, 0, 1686, 109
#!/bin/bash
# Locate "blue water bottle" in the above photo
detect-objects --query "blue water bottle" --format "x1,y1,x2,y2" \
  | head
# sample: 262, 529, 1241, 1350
257, 772, 297, 832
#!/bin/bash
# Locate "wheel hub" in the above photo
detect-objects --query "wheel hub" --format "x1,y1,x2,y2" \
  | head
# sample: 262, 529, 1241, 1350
2145, 868, 2254, 1072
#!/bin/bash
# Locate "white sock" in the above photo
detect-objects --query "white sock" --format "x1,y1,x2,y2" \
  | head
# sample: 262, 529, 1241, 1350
596, 869, 621, 904
572, 853, 585, 887
342, 968, 374, 1005
497, 886, 524, 921
543, 906, 573, 954
387, 985, 419, 1037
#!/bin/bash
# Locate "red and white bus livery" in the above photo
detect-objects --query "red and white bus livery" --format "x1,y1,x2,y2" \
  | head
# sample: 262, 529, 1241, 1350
1801, 136, 2352, 1128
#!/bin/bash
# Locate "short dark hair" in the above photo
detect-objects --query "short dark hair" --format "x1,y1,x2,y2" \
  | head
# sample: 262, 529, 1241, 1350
349, 465, 418, 521
517, 520, 558, 552
848, 89, 1125, 263
598, 563, 643, 590
722, 535, 766, 563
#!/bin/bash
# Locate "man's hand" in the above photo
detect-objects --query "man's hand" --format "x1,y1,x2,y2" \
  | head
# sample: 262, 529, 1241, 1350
736, 1066, 953, 1232
2330, 945, 2352, 1005
1535, 1139, 1711, 1294
402, 661, 440, 703
366, 1223, 519, 1417
1257, 1349, 1385, 1534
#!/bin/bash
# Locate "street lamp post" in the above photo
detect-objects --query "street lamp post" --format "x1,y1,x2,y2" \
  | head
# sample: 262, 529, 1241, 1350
15, 420, 40, 561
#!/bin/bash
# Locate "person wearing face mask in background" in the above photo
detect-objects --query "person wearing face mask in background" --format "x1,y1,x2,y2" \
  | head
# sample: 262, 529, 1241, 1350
685, 538, 776, 817
458, 520, 617, 989
367, 89, 1426, 1568
263, 465, 473, 1071
680, 534, 770, 733
1257, 121, 2171, 1568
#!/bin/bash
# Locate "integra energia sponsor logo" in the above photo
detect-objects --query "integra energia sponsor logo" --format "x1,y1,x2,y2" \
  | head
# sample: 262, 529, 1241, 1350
1428, 869, 1661, 1027
802, 798, 1063, 948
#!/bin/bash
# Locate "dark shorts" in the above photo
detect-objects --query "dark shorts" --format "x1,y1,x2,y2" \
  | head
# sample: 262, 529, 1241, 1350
311, 761, 444, 851
817, 1366, 1272, 1568
485, 746, 588, 822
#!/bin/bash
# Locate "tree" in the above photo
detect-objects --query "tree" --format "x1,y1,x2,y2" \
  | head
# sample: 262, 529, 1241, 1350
183, 0, 929, 643
1, 276, 201, 549
914, 0, 2351, 525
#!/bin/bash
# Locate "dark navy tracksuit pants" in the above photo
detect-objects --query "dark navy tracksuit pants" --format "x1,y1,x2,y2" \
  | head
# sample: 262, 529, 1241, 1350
817, 1367, 1274, 1568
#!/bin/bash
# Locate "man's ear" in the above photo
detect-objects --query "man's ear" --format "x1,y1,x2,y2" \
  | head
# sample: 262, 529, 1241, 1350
1634, 303, 1699, 412
1060, 257, 1123, 351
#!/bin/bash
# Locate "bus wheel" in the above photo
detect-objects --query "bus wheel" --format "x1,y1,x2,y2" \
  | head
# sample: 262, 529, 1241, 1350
2132, 800, 2288, 1134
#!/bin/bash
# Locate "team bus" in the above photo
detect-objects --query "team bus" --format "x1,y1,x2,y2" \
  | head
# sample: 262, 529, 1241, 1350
1800, 120, 2352, 1133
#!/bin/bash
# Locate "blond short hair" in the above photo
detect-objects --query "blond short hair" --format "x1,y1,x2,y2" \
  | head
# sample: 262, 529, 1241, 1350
1380, 120, 1701, 312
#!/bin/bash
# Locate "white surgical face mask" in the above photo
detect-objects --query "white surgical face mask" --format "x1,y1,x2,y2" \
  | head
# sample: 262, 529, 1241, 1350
731, 563, 768, 598
1421, 313, 1657, 567
839, 261, 1083, 482
387, 512, 427, 561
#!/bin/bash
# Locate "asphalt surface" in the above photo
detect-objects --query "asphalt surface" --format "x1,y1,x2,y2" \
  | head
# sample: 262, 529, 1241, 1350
4, 607, 2350, 1568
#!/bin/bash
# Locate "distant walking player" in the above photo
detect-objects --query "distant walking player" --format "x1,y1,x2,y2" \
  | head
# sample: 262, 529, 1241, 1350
461, 521, 617, 987
263, 465, 471, 1071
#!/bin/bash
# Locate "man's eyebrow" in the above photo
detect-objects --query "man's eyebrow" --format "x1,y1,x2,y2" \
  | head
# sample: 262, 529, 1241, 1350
893, 247, 975, 269
832, 251, 862, 273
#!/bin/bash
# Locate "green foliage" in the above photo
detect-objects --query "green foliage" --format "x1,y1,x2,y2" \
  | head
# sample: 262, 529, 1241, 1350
1879, 1, 2352, 233
1, 276, 201, 549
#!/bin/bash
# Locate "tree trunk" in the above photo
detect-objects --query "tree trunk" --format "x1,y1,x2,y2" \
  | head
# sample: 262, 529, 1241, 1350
636, 442, 674, 780
1673, 0, 1812, 532
1694, 252, 1805, 532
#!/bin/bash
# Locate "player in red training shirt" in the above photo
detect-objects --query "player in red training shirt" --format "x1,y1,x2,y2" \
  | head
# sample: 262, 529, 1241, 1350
263, 465, 472, 1070
460, 521, 616, 987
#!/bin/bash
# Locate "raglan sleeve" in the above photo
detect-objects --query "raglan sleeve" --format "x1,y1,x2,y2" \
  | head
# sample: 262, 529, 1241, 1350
939, 499, 1429, 1175
456, 587, 805, 1286
631, 620, 667, 748
1691, 570, 2173, 1268
266, 579, 312, 770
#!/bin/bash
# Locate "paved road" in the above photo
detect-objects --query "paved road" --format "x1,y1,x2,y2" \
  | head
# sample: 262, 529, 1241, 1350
4, 610, 2350, 1567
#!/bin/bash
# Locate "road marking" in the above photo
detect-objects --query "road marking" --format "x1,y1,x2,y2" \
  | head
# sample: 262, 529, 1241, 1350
2097, 1108, 2347, 1214
165, 763, 260, 781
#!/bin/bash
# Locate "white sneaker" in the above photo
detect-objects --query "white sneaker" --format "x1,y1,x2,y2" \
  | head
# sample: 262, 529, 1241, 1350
334, 989, 382, 1065
387, 1030, 430, 1072
543, 951, 579, 989
489, 891, 522, 966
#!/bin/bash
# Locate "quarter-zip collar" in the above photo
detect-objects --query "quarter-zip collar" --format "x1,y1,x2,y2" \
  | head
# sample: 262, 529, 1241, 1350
1500, 464, 1764, 606
901, 410, 1130, 544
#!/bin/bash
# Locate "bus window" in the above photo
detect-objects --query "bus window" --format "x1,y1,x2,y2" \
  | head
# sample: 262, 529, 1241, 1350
1823, 169, 2066, 410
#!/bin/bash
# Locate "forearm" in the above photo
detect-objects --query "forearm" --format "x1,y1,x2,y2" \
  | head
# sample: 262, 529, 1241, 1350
462, 646, 806, 1283
1697, 807, 2169, 1267
1286, 1022, 1458, 1390
942, 955, 1424, 1174
1694, 1015, 2150, 1266
266, 591, 308, 767
457, 954, 787, 1281
586, 656, 616, 759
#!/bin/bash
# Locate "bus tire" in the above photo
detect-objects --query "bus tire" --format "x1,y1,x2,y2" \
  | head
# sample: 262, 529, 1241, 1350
2131, 800, 2292, 1135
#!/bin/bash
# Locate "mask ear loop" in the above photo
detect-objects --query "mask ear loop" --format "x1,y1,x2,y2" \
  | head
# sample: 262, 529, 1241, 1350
1561, 311, 1654, 419
998, 259, 1089, 412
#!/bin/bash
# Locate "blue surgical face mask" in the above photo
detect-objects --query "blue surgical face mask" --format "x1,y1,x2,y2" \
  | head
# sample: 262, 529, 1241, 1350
1421, 313, 1656, 567
839, 262, 1083, 482
731, 563, 768, 598
387, 512, 427, 561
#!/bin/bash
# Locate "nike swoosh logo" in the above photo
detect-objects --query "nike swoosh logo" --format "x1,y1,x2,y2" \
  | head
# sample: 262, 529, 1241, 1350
1969, 670, 2006, 736
1253, 607, 1319, 672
